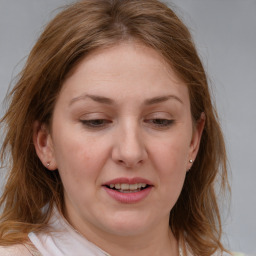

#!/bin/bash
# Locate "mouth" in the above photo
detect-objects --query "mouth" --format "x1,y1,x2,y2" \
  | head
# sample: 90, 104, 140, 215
104, 183, 151, 193
102, 178, 153, 203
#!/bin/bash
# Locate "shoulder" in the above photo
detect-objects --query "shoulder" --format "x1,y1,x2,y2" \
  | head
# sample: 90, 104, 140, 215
232, 253, 251, 256
0, 244, 33, 256
205, 250, 249, 256
216, 251, 249, 256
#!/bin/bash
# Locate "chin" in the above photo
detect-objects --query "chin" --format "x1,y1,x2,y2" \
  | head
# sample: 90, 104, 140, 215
101, 211, 155, 236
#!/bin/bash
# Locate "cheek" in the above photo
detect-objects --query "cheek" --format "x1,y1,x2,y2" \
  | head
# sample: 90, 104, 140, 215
149, 135, 190, 197
52, 134, 109, 209
52, 129, 107, 184
151, 135, 190, 174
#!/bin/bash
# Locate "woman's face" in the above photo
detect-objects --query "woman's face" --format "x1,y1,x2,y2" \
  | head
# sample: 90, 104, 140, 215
35, 42, 204, 238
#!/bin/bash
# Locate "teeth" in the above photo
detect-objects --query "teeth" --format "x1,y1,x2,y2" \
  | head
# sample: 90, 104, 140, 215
129, 184, 138, 190
109, 183, 148, 191
120, 184, 129, 190
115, 184, 121, 189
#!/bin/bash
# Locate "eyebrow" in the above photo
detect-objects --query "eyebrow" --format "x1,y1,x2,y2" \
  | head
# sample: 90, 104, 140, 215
70, 94, 114, 105
69, 94, 183, 106
144, 95, 183, 105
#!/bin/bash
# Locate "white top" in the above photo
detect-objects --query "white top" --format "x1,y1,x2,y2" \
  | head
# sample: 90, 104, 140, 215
28, 207, 110, 256
0, 207, 249, 256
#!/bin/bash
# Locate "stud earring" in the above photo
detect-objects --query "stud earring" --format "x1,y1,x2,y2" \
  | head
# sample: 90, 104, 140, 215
46, 162, 50, 167
189, 159, 193, 163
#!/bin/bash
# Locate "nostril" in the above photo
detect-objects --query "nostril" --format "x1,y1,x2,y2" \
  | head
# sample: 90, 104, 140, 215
111, 138, 148, 168
116, 159, 144, 168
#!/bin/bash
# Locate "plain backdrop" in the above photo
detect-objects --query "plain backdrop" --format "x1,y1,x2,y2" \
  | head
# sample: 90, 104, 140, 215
0, 0, 255, 254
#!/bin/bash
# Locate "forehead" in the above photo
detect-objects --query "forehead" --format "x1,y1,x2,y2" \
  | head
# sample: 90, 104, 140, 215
59, 42, 189, 105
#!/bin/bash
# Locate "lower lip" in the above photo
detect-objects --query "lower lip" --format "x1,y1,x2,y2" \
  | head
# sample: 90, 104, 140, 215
103, 186, 152, 204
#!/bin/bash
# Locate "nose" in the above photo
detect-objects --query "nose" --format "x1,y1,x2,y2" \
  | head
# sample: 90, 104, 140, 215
112, 121, 148, 168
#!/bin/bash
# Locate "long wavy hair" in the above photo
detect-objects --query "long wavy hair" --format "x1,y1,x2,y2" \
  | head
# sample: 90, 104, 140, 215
0, 0, 229, 255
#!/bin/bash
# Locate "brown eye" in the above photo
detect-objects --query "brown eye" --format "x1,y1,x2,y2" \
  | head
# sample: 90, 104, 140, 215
145, 119, 174, 127
80, 119, 112, 128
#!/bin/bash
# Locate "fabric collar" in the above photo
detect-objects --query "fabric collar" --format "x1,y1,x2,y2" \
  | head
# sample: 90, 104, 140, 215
28, 207, 110, 256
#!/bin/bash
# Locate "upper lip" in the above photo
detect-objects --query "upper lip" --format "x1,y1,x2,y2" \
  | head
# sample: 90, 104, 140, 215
103, 177, 153, 186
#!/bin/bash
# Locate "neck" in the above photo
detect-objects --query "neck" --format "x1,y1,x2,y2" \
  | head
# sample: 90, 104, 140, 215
74, 219, 179, 256
100, 229, 179, 256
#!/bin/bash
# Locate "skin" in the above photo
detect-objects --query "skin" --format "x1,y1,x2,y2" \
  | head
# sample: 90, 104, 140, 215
34, 42, 205, 256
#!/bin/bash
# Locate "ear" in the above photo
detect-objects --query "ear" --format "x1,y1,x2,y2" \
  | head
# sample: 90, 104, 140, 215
187, 112, 205, 169
33, 121, 57, 170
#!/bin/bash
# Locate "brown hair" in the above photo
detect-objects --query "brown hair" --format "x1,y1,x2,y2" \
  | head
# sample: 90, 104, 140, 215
0, 0, 229, 255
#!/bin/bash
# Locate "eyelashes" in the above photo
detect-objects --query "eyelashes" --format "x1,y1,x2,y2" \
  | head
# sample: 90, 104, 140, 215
80, 119, 112, 128
80, 118, 174, 130
144, 118, 174, 127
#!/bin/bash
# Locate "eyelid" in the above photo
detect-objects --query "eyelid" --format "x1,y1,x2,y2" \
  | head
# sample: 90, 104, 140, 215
80, 119, 112, 129
144, 111, 173, 119
143, 112, 175, 129
144, 118, 174, 125
79, 112, 109, 119
78, 112, 113, 129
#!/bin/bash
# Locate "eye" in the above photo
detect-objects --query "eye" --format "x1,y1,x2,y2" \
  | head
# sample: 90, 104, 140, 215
80, 119, 112, 129
144, 118, 174, 128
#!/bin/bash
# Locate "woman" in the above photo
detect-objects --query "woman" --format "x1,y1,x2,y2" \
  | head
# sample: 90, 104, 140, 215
0, 0, 236, 255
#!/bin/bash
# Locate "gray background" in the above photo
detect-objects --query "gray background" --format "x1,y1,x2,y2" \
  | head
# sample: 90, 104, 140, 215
0, 0, 255, 254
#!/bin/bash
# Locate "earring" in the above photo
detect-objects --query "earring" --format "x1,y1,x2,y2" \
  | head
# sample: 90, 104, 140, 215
46, 162, 50, 167
189, 159, 193, 163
